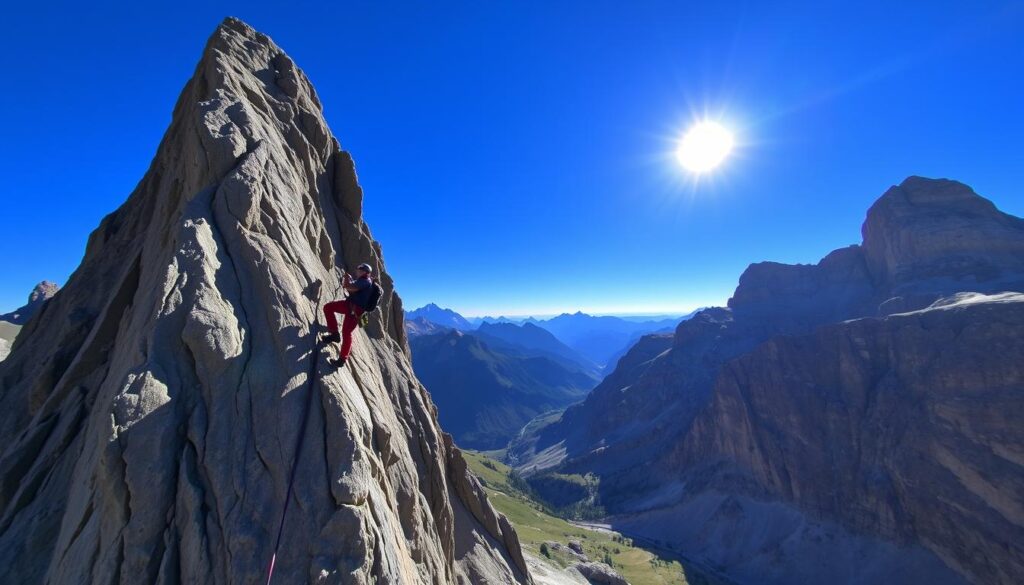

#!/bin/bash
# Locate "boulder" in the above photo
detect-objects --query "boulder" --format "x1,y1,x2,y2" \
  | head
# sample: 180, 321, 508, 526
573, 561, 628, 585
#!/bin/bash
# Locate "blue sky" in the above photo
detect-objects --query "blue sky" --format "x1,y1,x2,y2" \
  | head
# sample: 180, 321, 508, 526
2, 2, 1022, 316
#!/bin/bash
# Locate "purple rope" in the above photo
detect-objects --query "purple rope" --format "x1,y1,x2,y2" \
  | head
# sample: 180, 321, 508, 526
265, 325, 321, 585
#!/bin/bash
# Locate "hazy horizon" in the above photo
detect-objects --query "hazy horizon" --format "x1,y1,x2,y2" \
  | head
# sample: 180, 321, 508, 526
408, 303, 709, 320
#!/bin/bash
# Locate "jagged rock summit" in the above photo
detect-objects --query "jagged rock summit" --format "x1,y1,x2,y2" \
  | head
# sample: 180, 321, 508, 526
0, 280, 59, 325
0, 18, 529, 584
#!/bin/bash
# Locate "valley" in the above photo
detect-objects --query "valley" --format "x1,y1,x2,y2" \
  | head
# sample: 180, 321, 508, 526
462, 450, 719, 585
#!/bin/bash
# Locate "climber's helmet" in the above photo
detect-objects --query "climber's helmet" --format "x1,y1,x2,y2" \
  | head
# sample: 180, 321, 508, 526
357, 263, 373, 276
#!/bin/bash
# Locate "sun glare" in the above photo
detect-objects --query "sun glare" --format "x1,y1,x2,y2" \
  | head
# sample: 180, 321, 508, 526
676, 121, 734, 173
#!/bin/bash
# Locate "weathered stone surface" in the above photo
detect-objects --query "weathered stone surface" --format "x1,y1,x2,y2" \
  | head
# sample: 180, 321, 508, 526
0, 281, 59, 325
516, 177, 1024, 584
0, 17, 529, 584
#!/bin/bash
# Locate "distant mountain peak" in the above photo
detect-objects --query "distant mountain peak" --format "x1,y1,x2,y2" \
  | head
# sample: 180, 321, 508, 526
0, 280, 59, 325
405, 303, 473, 330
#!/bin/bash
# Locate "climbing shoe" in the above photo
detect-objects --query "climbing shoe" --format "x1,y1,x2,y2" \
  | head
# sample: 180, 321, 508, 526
320, 332, 341, 344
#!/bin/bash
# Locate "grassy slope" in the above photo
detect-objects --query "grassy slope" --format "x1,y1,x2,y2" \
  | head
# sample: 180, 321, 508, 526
464, 451, 710, 585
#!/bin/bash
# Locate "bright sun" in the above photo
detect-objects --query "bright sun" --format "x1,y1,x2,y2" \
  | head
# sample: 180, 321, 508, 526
676, 121, 734, 173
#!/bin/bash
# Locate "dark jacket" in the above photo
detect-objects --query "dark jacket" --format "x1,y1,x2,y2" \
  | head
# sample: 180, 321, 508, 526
348, 276, 374, 308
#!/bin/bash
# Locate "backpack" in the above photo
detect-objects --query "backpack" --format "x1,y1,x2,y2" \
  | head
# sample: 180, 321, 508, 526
363, 280, 383, 312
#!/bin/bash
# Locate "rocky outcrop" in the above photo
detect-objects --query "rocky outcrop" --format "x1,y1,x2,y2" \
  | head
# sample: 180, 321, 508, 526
573, 562, 628, 585
0, 18, 529, 584
542, 541, 588, 562
0, 281, 59, 325
861, 177, 1024, 293
516, 177, 1024, 584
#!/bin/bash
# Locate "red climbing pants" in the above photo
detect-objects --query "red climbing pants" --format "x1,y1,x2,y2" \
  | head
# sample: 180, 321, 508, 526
323, 300, 364, 359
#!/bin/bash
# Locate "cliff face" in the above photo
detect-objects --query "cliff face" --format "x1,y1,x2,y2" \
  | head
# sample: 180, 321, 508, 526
0, 18, 529, 584
677, 292, 1024, 584
519, 177, 1024, 584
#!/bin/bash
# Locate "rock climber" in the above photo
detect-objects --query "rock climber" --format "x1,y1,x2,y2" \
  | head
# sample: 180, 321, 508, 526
321, 263, 377, 367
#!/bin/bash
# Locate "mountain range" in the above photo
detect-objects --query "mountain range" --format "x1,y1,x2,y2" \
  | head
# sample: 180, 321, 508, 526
536, 312, 683, 366
402, 310, 675, 453
509, 177, 1024, 585
474, 321, 600, 376
407, 304, 691, 369
409, 329, 597, 450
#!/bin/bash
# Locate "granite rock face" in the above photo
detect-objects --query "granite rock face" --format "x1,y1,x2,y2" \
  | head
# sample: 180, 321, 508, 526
0, 18, 529, 585
519, 177, 1024, 584
0, 281, 59, 325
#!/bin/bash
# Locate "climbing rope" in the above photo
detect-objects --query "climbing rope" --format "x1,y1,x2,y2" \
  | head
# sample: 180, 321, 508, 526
265, 284, 327, 585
